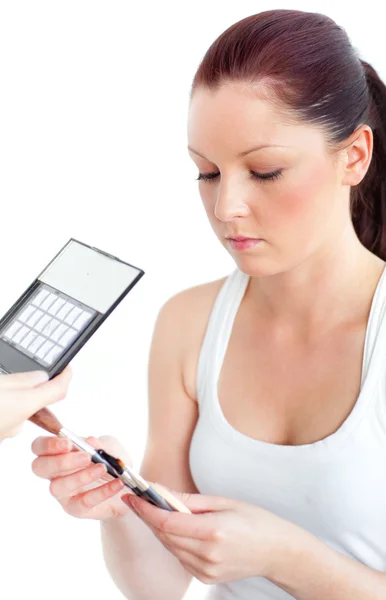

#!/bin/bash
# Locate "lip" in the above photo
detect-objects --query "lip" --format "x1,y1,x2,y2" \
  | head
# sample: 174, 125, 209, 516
228, 238, 263, 251
226, 236, 261, 241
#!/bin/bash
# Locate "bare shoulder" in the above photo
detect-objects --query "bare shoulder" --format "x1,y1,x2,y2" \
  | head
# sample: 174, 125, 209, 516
139, 273, 228, 493
160, 274, 228, 401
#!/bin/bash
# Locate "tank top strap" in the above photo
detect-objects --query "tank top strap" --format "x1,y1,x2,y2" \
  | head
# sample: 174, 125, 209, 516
195, 268, 250, 408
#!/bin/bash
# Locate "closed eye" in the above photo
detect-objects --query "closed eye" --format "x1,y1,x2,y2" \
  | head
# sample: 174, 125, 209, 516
196, 169, 283, 184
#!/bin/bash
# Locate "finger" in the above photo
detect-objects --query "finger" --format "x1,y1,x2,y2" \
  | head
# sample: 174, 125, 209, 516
158, 531, 208, 557
171, 547, 204, 568
123, 495, 217, 539
178, 494, 229, 513
0, 370, 49, 390
18, 367, 72, 418
32, 451, 91, 479
31, 435, 73, 456
28, 366, 73, 410
0, 365, 72, 391
85, 436, 100, 449
66, 445, 112, 484
49, 463, 108, 499
149, 484, 229, 514
67, 478, 125, 513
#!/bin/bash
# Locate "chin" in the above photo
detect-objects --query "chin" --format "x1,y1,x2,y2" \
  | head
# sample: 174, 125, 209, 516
231, 257, 273, 277
230, 252, 286, 279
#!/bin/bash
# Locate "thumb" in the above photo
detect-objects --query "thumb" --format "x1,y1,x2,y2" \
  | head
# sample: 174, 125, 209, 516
0, 370, 49, 390
17, 368, 70, 416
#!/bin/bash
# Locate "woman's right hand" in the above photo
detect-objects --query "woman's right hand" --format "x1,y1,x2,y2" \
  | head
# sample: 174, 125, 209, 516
31, 434, 134, 520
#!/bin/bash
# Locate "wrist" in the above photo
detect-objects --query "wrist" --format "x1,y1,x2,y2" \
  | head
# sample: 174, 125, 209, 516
264, 518, 314, 584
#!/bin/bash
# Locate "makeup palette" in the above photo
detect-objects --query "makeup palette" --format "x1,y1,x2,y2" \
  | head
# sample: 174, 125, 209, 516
0, 239, 144, 377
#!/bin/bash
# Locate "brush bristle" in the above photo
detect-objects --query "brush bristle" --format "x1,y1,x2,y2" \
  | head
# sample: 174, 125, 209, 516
29, 408, 63, 435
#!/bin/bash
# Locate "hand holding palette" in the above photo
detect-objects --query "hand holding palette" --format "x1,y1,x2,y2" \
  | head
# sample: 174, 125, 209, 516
0, 239, 191, 513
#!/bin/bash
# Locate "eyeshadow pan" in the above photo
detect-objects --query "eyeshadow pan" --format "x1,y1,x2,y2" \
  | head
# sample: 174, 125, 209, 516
73, 311, 92, 330
3, 321, 23, 339
27, 310, 44, 328
43, 345, 63, 365
0, 283, 97, 366
12, 325, 29, 344
64, 306, 82, 326
35, 340, 54, 360
41, 318, 60, 337
40, 293, 57, 311
19, 305, 36, 323
56, 302, 74, 320
28, 335, 46, 354
50, 323, 68, 343
32, 289, 50, 307
59, 327, 78, 347
34, 314, 52, 332
20, 331, 38, 350
48, 297, 66, 316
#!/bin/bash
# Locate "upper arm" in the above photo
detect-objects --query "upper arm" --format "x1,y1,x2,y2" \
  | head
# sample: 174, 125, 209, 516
139, 289, 200, 494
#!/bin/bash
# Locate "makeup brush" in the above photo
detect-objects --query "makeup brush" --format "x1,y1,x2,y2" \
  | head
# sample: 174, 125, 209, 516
28, 408, 191, 513
29, 408, 63, 436
28, 408, 145, 484
29, 408, 127, 480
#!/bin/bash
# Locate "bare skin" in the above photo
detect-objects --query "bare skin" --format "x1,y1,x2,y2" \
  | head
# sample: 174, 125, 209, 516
0, 366, 72, 440
185, 81, 385, 446
182, 264, 384, 447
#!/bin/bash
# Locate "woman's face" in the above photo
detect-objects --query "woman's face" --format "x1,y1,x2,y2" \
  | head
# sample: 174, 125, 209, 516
187, 83, 352, 276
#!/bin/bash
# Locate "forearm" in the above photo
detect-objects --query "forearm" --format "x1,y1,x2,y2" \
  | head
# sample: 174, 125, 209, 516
100, 508, 192, 600
268, 524, 386, 599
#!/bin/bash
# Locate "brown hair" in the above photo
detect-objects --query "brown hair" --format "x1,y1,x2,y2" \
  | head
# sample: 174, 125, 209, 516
191, 9, 386, 259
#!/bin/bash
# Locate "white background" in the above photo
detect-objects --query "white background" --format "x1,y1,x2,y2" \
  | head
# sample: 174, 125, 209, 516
0, 2, 383, 599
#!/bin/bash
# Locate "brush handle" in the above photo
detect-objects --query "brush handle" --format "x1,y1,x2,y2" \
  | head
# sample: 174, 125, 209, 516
135, 487, 175, 511
28, 407, 62, 435
151, 482, 191, 513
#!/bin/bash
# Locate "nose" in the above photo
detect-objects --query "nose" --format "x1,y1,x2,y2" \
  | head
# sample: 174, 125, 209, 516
214, 179, 250, 221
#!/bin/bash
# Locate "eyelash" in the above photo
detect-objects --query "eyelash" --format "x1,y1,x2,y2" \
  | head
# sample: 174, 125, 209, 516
196, 169, 283, 184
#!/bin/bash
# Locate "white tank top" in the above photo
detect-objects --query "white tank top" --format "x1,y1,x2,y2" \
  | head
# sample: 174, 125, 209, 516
189, 265, 386, 599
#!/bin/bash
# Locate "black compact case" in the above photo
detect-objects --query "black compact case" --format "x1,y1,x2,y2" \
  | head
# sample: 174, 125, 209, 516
0, 239, 144, 377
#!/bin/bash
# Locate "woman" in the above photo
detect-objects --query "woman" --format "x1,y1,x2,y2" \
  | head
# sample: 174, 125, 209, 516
0, 367, 72, 440
30, 9, 386, 599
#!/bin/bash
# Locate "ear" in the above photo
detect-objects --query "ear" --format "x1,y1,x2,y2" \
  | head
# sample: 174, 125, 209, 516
340, 124, 373, 186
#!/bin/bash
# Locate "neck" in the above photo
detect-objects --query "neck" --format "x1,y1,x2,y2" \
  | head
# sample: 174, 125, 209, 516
246, 229, 385, 337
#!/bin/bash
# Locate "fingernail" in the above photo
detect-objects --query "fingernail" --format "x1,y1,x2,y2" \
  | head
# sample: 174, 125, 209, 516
122, 495, 135, 509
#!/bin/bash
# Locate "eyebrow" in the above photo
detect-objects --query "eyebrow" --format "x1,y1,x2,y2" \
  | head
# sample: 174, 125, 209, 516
187, 144, 291, 159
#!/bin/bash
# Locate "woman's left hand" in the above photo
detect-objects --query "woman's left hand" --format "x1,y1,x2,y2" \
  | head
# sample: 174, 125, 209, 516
122, 486, 300, 585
